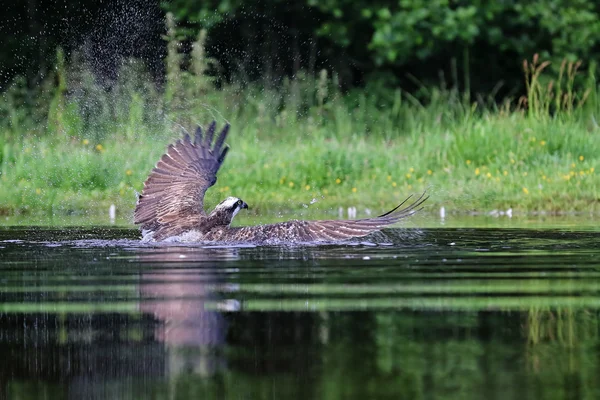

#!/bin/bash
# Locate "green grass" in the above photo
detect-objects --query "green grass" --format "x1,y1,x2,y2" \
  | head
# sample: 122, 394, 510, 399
0, 97, 598, 219
0, 43, 598, 219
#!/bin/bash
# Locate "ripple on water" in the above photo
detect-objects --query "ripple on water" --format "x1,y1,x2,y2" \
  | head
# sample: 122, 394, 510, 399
0, 225, 600, 398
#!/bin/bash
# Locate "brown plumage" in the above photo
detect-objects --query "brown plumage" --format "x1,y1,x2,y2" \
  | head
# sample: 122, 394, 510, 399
134, 121, 428, 244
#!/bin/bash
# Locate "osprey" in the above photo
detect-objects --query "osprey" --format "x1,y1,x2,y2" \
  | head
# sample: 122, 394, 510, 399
134, 121, 428, 244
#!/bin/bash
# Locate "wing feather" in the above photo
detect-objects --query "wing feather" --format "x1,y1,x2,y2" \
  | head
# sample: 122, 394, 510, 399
203, 121, 216, 148
222, 192, 428, 243
214, 124, 229, 154
134, 121, 231, 235
304, 192, 428, 240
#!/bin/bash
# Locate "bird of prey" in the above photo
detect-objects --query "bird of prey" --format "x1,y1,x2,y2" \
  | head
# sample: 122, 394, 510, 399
134, 121, 428, 244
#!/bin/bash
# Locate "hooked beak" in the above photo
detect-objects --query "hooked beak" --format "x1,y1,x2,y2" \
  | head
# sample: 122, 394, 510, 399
241, 201, 249, 209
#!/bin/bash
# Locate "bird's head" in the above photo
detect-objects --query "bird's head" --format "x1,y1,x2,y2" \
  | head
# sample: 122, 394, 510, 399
209, 196, 249, 226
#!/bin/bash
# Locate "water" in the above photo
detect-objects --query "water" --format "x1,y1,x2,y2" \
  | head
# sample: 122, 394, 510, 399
1, 223, 600, 399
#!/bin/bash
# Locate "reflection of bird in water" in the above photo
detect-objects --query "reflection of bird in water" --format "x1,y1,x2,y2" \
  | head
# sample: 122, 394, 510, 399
134, 121, 428, 244
138, 247, 237, 376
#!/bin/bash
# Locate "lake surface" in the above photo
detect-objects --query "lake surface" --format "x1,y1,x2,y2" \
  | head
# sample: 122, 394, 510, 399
1, 222, 600, 399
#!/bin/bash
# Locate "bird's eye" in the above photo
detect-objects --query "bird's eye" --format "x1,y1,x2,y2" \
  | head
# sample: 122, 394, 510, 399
237, 200, 242, 205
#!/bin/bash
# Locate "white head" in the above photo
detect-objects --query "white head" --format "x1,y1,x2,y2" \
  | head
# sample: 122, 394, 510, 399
210, 196, 249, 226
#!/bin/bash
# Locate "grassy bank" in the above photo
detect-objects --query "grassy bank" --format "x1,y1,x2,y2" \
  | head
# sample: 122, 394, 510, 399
1, 96, 598, 219
0, 33, 598, 219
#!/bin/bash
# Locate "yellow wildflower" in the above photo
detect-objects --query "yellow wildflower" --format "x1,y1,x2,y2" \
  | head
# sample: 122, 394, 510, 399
405, 173, 411, 179
427, 170, 432, 175
503, 170, 508, 176
392, 182, 397, 187
466, 160, 471, 165
126, 169, 133, 176
336, 178, 341, 184
475, 168, 480, 176
82, 139, 89, 145
352, 187, 357, 193
95, 144, 104, 152
288, 182, 295, 188
579, 155, 584, 161
305, 185, 310, 191
523, 187, 529, 194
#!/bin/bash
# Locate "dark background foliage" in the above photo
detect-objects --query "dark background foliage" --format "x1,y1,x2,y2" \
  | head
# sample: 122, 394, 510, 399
2, 0, 600, 98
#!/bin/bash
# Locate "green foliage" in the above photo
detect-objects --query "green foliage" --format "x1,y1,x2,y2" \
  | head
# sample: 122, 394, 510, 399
161, 0, 600, 93
4, 0, 600, 97
0, 60, 598, 217
164, 0, 234, 30
311, 0, 600, 68
0, 15, 599, 218
164, 12, 184, 112
368, 1, 481, 63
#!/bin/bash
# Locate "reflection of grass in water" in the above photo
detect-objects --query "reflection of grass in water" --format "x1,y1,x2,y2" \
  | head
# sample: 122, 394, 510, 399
527, 308, 574, 347
5, 296, 600, 315
525, 307, 600, 380
209, 296, 600, 312
0, 302, 137, 313
526, 308, 599, 347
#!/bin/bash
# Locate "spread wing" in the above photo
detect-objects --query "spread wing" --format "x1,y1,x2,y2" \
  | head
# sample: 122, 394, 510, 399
134, 121, 230, 233
226, 192, 428, 243
302, 192, 428, 241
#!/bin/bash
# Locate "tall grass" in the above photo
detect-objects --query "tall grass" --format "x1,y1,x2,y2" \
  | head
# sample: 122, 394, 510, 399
0, 16, 598, 219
